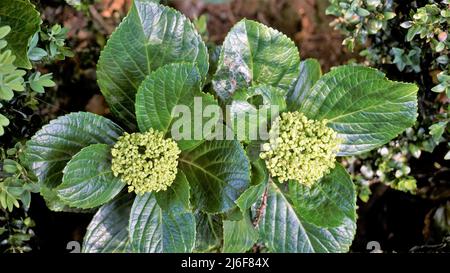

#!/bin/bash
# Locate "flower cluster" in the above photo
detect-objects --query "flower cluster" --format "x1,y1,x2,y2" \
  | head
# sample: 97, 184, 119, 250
260, 112, 341, 187
111, 129, 181, 195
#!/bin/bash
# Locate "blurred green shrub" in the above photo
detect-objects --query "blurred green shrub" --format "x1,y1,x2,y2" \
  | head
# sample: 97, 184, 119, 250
327, 0, 450, 198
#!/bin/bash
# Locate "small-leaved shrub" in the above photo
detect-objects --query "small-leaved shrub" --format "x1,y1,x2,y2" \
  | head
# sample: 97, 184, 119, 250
0, 0, 73, 253
327, 0, 450, 196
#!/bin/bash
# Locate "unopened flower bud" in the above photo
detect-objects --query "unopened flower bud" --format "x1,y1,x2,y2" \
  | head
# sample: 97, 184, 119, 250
111, 129, 181, 195
260, 112, 341, 187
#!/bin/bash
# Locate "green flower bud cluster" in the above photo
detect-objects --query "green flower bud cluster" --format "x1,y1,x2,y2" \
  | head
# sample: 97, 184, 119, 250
111, 129, 181, 195
260, 112, 341, 187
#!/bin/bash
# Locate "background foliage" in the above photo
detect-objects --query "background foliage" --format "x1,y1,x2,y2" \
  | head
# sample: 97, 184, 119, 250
0, 0, 448, 253
327, 0, 449, 251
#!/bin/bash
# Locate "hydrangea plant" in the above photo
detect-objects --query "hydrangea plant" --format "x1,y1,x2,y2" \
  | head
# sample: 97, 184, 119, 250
24, 0, 418, 253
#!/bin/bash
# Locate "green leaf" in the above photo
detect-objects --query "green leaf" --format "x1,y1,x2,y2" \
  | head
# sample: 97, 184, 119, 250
25, 112, 124, 188
129, 193, 196, 253
0, 179, 25, 209
28, 47, 47, 61
435, 42, 445, 52
213, 19, 300, 100
0, 112, 9, 136
0, 26, 11, 39
229, 85, 286, 142
28, 72, 55, 93
97, 1, 208, 128
288, 163, 356, 228
223, 212, 258, 253
429, 121, 448, 144
431, 83, 446, 93
406, 25, 420, 42
223, 206, 243, 221
40, 185, 91, 213
298, 65, 418, 155
444, 150, 450, 160
2, 159, 18, 174
194, 212, 223, 252
83, 194, 133, 253
20, 191, 31, 209
236, 159, 268, 212
136, 63, 200, 132
0, 112, 9, 126
0, 0, 40, 69
287, 59, 322, 111
236, 183, 266, 213
56, 144, 125, 209
155, 170, 190, 214
179, 140, 250, 213
257, 181, 356, 253
356, 8, 370, 17
135, 63, 218, 150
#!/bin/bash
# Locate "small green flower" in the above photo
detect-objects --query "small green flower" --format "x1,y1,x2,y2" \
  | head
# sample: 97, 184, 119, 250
111, 129, 181, 195
260, 111, 341, 187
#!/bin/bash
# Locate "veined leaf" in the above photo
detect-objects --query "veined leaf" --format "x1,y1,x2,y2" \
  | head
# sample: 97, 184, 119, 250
298, 65, 418, 155
288, 163, 356, 228
213, 19, 300, 100
179, 140, 250, 213
257, 181, 356, 253
287, 58, 322, 111
25, 112, 123, 188
223, 212, 258, 253
40, 185, 91, 213
135, 63, 218, 151
57, 144, 125, 209
97, 1, 208, 128
136, 63, 201, 133
194, 212, 223, 252
83, 194, 133, 253
155, 170, 190, 214
129, 193, 196, 253
0, 0, 40, 69
228, 85, 286, 142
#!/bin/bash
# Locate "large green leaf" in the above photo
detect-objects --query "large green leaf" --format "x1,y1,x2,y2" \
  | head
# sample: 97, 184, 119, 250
257, 181, 356, 253
288, 163, 356, 228
213, 19, 300, 100
223, 212, 258, 253
129, 193, 196, 253
136, 63, 201, 132
0, 0, 40, 69
297, 65, 418, 155
25, 112, 123, 188
286, 58, 322, 111
83, 194, 133, 253
194, 212, 223, 252
56, 144, 125, 209
179, 140, 250, 213
97, 1, 208, 128
228, 85, 286, 142
155, 170, 190, 214
135, 63, 218, 150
